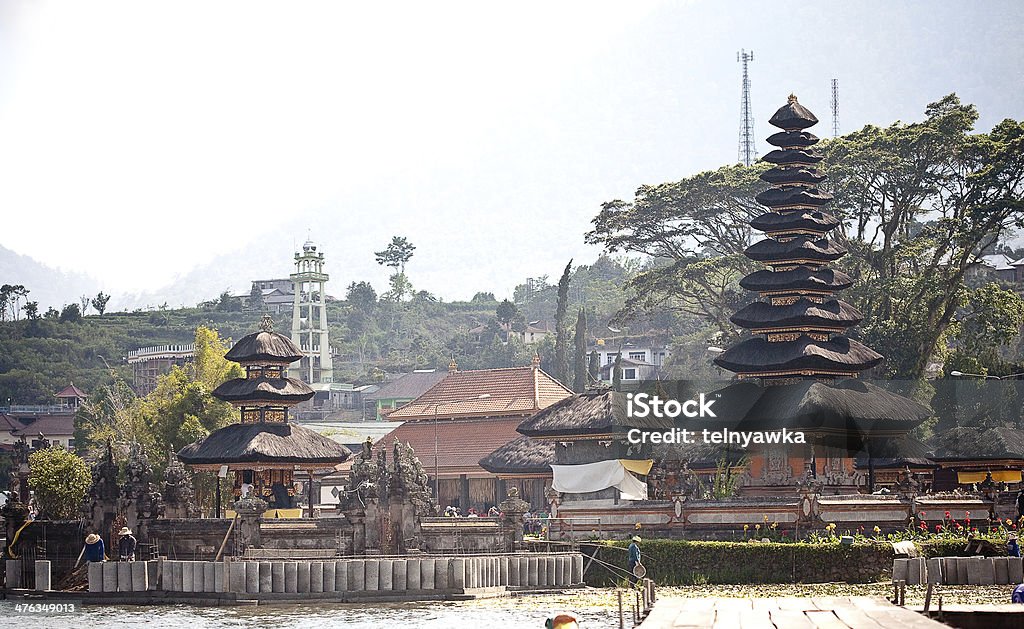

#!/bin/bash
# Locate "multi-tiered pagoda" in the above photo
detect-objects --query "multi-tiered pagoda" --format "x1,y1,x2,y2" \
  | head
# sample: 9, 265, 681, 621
707, 96, 930, 493
178, 316, 350, 513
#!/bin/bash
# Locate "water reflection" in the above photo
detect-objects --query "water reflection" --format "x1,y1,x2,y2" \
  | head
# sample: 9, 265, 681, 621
36, 599, 615, 628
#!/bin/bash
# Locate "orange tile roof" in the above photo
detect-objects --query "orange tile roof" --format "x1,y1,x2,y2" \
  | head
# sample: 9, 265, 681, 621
381, 417, 525, 478
55, 383, 87, 399
386, 366, 572, 420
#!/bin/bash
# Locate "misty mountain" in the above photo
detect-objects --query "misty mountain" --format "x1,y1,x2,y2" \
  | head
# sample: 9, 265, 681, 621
0, 243, 102, 312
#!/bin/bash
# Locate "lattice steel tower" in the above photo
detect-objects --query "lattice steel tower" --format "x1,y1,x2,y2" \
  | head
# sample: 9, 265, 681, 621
831, 78, 840, 137
737, 49, 756, 166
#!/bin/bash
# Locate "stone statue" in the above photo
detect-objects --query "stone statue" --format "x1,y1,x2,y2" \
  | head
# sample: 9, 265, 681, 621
163, 454, 198, 518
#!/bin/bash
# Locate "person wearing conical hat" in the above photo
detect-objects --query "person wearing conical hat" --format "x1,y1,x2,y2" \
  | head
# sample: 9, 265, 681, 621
84, 533, 105, 563
118, 526, 137, 562
545, 613, 579, 629
628, 535, 642, 586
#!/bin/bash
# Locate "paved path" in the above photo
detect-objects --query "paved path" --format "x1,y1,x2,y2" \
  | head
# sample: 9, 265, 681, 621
638, 596, 949, 628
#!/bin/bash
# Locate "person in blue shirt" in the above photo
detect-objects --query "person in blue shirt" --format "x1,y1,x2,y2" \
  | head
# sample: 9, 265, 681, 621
84, 533, 105, 562
628, 536, 641, 585
1008, 532, 1020, 558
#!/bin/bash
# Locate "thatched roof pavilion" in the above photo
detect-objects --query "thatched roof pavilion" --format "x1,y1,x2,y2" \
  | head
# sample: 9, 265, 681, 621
177, 315, 350, 509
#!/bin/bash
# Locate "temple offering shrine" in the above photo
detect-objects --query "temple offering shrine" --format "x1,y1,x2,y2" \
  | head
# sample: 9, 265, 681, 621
178, 315, 351, 516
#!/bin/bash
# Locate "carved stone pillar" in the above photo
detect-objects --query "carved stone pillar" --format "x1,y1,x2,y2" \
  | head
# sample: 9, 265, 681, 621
234, 497, 268, 552
500, 487, 531, 549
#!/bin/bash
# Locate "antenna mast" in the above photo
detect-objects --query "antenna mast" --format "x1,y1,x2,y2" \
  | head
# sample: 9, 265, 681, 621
737, 49, 756, 166
831, 78, 840, 137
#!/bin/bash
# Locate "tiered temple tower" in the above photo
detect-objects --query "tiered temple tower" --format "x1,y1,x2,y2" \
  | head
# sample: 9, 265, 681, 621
707, 96, 929, 494
178, 315, 350, 510
290, 240, 333, 384
714, 95, 883, 380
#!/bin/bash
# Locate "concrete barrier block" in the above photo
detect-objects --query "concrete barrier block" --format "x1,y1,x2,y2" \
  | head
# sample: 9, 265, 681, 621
194, 561, 206, 592
258, 562, 272, 593
214, 562, 226, 593
322, 560, 336, 593
892, 558, 909, 583
925, 557, 942, 584
465, 558, 475, 588
448, 558, 463, 590
310, 562, 324, 593
101, 561, 118, 592
435, 557, 449, 590
284, 562, 298, 594
993, 557, 1010, 584
364, 559, 379, 591
5, 560, 22, 589
527, 556, 539, 587
335, 561, 347, 592
967, 556, 994, 585
500, 557, 509, 586
245, 561, 259, 594
229, 561, 246, 593
905, 558, 921, 585
149, 560, 161, 591
393, 559, 407, 591
297, 562, 311, 593
538, 557, 549, 587
117, 561, 132, 592
133, 561, 149, 592
572, 554, 583, 584
419, 558, 434, 590
34, 560, 51, 591
181, 561, 194, 592
88, 561, 103, 593
348, 560, 365, 591
956, 556, 970, 584
509, 555, 520, 586
406, 558, 420, 590
269, 562, 284, 593
1009, 558, 1023, 584
379, 559, 393, 591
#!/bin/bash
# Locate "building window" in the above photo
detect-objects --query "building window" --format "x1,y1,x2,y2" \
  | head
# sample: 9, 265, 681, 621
623, 368, 637, 380
628, 351, 646, 361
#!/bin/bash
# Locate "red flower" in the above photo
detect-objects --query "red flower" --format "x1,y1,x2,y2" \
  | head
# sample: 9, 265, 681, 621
935, 524, 943, 532
919, 511, 926, 518
944, 511, 951, 519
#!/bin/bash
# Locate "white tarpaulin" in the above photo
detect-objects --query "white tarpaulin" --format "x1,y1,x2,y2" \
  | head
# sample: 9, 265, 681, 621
550, 460, 649, 501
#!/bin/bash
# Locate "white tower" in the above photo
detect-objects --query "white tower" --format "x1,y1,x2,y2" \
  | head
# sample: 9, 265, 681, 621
290, 240, 333, 384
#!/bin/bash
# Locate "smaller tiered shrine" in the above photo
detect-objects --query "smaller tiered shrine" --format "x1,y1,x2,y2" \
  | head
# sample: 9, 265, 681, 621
178, 316, 351, 515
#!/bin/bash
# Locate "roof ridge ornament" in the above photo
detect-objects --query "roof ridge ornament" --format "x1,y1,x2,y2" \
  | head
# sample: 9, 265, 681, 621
259, 314, 274, 333
788, 93, 798, 104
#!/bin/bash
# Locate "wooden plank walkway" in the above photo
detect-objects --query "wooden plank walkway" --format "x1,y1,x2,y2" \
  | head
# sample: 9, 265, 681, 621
639, 596, 948, 629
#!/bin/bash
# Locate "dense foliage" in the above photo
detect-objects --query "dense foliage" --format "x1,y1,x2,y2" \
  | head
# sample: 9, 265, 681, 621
27, 446, 91, 519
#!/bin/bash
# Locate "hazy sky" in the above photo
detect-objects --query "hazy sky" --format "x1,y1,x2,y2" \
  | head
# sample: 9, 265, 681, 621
1, 1, 1022, 304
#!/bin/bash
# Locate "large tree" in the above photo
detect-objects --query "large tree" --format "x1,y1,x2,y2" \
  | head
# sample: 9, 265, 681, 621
28, 447, 91, 519
572, 307, 588, 393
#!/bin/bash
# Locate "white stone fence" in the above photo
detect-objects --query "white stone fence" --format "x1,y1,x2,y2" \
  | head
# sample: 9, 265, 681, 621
78, 553, 584, 595
893, 557, 1024, 585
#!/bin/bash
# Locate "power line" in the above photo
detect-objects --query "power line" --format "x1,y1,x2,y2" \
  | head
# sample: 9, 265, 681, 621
831, 78, 840, 138
737, 49, 756, 166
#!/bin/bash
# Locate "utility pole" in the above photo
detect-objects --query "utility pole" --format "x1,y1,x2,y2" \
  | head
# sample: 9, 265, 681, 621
737, 49, 756, 166
831, 78, 840, 138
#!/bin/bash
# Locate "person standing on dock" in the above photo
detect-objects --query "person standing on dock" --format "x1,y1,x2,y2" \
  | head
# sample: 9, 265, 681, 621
118, 526, 137, 561
84, 533, 105, 562
628, 536, 642, 585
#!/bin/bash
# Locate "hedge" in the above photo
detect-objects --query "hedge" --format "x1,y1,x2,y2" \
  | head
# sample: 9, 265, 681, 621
582, 538, 1012, 586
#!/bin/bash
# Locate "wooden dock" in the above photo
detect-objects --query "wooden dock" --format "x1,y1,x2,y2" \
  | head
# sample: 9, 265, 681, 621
638, 596, 948, 628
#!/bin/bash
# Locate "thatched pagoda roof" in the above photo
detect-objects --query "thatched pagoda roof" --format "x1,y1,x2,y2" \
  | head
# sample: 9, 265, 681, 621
745, 235, 846, 264
479, 435, 554, 475
177, 422, 351, 467
853, 435, 935, 469
754, 187, 833, 208
931, 426, 1024, 460
224, 329, 304, 363
730, 298, 863, 330
760, 166, 826, 186
750, 211, 840, 234
761, 148, 823, 166
212, 377, 315, 404
768, 95, 819, 130
516, 390, 673, 439
696, 379, 931, 437
713, 335, 883, 374
739, 267, 854, 293
766, 130, 819, 148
